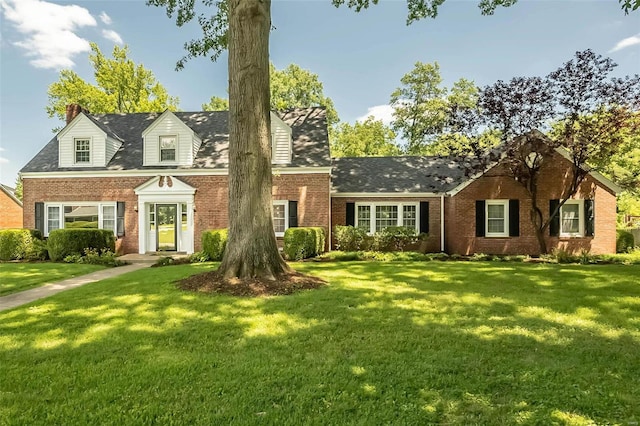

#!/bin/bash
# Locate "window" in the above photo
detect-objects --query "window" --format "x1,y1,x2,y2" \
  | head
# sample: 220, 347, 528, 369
486, 200, 508, 237
44, 203, 117, 236
357, 205, 371, 231
75, 138, 90, 163
160, 136, 176, 162
273, 201, 288, 236
560, 200, 583, 237
355, 202, 419, 234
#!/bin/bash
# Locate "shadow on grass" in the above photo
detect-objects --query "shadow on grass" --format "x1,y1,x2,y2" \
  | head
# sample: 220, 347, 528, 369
0, 261, 639, 424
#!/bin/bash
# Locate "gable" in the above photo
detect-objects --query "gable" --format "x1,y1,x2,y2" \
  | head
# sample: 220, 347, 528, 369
142, 111, 202, 167
270, 112, 292, 164
57, 113, 108, 168
134, 175, 196, 196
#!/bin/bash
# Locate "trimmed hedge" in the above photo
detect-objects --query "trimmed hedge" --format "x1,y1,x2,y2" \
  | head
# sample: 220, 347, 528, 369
47, 229, 116, 261
333, 225, 370, 251
616, 229, 636, 253
283, 227, 326, 260
334, 225, 426, 252
202, 229, 228, 261
0, 229, 47, 261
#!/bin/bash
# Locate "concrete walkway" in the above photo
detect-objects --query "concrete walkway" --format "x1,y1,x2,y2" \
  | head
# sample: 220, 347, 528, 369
0, 263, 151, 312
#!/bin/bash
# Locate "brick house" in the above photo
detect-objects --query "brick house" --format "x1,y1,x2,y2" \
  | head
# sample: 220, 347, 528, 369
0, 184, 23, 229
21, 105, 619, 255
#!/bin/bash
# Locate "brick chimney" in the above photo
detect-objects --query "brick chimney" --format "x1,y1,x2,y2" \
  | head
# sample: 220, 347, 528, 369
65, 104, 85, 124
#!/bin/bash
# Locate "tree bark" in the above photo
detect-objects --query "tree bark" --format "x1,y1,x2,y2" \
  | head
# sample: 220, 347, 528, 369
218, 0, 290, 280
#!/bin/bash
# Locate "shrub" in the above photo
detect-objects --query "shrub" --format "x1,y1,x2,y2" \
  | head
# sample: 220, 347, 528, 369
0, 229, 47, 261
616, 229, 636, 253
333, 225, 370, 251
371, 227, 422, 252
189, 251, 211, 263
47, 229, 115, 261
63, 248, 124, 267
202, 229, 228, 261
284, 227, 326, 260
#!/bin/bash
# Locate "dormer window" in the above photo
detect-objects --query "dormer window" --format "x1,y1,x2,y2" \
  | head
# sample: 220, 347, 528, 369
160, 136, 177, 162
75, 138, 90, 163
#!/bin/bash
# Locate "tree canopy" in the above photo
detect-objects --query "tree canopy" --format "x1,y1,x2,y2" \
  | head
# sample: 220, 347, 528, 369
47, 43, 179, 123
202, 95, 229, 111
332, 116, 401, 157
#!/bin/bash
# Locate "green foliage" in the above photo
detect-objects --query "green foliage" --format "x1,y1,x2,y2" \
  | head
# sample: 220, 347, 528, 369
333, 225, 370, 251
47, 229, 116, 262
270, 63, 339, 126
47, 43, 179, 125
189, 251, 211, 263
201, 229, 228, 261
202, 96, 229, 111
617, 229, 636, 253
0, 229, 47, 261
63, 248, 124, 267
331, 116, 401, 157
283, 227, 326, 260
14, 175, 23, 201
370, 226, 423, 252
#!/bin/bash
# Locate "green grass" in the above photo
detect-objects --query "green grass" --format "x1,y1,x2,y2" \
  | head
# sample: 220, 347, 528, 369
1, 262, 639, 425
0, 263, 105, 296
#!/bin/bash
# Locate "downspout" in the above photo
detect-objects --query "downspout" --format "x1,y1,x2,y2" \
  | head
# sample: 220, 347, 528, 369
328, 174, 332, 252
440, 194, 445, 252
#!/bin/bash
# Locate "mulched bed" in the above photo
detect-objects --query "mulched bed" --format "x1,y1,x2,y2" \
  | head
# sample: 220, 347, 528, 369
177, 270, 327, 297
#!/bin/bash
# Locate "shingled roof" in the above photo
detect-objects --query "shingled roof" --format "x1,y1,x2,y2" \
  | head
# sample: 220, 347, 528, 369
21, 108, 330, 173
331, 156, 474, 194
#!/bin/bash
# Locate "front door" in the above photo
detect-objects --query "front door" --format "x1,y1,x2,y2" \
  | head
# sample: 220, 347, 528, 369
156, 204, 177, 251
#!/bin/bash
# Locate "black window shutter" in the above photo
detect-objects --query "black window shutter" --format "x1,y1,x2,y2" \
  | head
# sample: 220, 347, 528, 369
509, 199, 520, 237
117, 202, 125, 237
346, 202, 355, 226
584, 199, 595, 237
419, 201, 429, 234
475, 200, 486, 237
288, 200, 298, 228
35, 202, 44, 234
549, 199, 560, 237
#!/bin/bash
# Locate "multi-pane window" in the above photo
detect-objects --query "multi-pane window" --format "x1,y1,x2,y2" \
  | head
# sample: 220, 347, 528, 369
273, 202, 287, 235
160, 136, 176, 162
45, 203, 116, 236
357, 205, 371, 231
403, 205, 417, 229
181, 203, 188, 232
560, 201, 582, 236
75, 139, 90, 163
47, 206, 60, 233
486, 202, 506, 236
375, 205, 398, 231
355, 203, 419, 234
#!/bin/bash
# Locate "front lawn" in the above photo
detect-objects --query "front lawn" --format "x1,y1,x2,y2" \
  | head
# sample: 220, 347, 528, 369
1, 262, 639, 424
0, 263, 105, 296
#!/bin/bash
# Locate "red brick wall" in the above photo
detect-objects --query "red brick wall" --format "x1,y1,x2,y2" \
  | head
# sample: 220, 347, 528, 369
446, 151, 617, 255
331, 196, 442, 252
0, 191, 23, 229
23, 173, 331, 254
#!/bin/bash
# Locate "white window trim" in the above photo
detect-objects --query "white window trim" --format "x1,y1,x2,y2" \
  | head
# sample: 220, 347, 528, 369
159, 135, 178, 164
74, 137, 92, 165
486, 200, 509, 238
354, 202, 420, 235
44, 202, 117, 237
559, 199, 584, 238
273, 200, 289, 237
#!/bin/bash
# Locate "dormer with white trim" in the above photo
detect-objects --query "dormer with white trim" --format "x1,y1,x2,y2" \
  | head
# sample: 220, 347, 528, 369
142, 110, 202, 167
57, 113, 122, 168
271, 112, 293, 165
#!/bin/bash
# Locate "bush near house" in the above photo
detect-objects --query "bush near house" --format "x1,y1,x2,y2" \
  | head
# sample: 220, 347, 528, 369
47, 229, 115, 262
202, 229, 228, 261
333, 225, 370, 251
616, 229, 636, 253
0, 229, 48, 261
283, 227, 325, 260
334, 225, 425, 252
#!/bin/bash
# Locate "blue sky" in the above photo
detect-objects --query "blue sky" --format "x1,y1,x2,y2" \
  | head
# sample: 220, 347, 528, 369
0, 0, 639, 185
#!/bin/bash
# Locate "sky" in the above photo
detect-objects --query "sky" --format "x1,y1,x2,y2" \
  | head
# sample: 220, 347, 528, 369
0, 0, 639, 185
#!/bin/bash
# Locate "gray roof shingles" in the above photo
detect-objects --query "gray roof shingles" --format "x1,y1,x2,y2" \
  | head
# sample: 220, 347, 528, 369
331, 156, 473, 194
21, 108, 330, 173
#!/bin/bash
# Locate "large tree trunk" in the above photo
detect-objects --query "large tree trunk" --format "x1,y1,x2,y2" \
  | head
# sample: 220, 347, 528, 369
218, 0, 290, 280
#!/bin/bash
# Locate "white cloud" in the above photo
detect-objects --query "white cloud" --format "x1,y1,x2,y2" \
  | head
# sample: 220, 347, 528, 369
0, 156, 8, 164
609, 33, 640, 53
102, 29, 123, 45
0, 0, 96, 69
356, 104, 396, 125
99, 11, 112, 25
